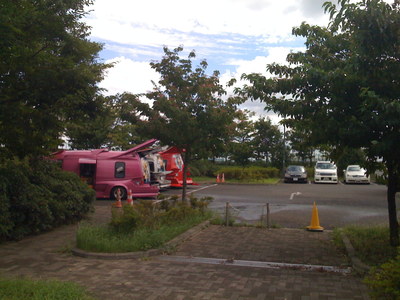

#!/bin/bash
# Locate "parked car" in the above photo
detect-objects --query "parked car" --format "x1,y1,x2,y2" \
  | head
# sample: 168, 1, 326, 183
344, 165, 370, 184
314, 161, 338, 184
284, 165, 308, 183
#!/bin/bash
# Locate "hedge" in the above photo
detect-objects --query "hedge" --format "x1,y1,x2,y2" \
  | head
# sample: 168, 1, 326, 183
0, 159, 95, 241
216, 166, 280, 180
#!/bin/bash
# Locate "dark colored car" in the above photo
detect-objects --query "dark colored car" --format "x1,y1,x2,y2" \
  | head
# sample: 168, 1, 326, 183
283, 165, 308, 183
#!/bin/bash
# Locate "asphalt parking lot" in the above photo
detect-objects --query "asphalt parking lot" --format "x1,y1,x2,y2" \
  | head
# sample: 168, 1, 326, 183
162, 181, 391, 229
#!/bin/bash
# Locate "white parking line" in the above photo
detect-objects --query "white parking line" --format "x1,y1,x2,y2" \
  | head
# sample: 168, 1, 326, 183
290, 192, 302, 200
188, 184, 218, 195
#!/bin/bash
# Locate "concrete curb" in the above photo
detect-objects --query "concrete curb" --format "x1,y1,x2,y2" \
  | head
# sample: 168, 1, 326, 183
340, 231, 371, 275
72, 220, 210, 260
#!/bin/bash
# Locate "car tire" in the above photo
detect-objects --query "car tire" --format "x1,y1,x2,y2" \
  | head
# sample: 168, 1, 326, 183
111, 186, 127, 200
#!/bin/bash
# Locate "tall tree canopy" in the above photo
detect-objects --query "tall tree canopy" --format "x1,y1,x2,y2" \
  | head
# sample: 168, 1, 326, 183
143, 46, 242, 200
252, 117, 284, 167
65, 93, 150, 150
0, 0, 110, 158
239, 0, 400, 245
228, 110, 255, 166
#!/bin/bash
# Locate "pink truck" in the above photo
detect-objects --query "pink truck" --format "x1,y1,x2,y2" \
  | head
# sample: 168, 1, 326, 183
52, 139, 159, 199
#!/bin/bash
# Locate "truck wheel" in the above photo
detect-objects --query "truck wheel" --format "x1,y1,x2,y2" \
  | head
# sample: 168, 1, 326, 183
111, 187, 127, 200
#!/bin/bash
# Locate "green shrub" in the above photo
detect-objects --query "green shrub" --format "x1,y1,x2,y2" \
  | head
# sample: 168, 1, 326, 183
364, 249, 400, 300
109, 196, 212, 233
216, 166, 279, 180
305, 167, 315, 178
190, 160, 219, 177
190, 195, 212, 214
77, 196, 213, 253
0, 159, 95, 241
375, 174, 387, 185
109, 205, 140, 233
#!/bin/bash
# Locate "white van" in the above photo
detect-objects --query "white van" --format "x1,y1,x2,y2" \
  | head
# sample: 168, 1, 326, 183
314, 161, 338, 184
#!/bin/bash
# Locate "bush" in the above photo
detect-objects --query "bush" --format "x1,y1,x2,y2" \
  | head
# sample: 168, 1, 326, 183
109, 196, 212, 233
0, 159, 95, 241
364, 249, 400, 300
305, 167, 315, 178
109, 205, 140, 233
216, 166, 279, 180
189, 160, 219, 177
78, 196, 213, 253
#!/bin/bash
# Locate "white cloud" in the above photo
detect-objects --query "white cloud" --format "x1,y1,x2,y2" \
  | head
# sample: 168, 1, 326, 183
99, 57, 159, 96
222, 46, 305, 84
219, 46, 305, 124
86, 0, 330, 49
86, 0, 330, 124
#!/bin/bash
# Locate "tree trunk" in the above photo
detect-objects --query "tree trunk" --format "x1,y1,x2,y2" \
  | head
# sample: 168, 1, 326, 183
387, 162, 399, 247
181, 147, 191, 202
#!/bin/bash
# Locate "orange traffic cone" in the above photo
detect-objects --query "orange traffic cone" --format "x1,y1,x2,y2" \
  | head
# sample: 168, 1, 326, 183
216, 174, 220, 183
306, 202, 324, 232
221, 173, 225, 183
127, 189, 133, 206
114, 188, 122, 208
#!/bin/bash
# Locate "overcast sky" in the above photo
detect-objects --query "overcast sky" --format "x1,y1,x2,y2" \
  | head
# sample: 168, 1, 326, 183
85, 0, 333, 124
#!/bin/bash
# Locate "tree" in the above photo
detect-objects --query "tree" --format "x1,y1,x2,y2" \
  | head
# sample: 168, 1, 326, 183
334, 147, 367, 176
65, 95, 114, 149
252, 117, 284, 167
0, 0, 110, 158
106, 93, 152, 150
239, 0, 400, 246
143, 46, 242, 200
65, 93, 151, 150
228, 110, 255, 166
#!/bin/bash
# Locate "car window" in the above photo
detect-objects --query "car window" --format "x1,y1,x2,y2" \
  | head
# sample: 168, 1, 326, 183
348, 166, 361, 171
287, 166, 305, 172
115, 162, 125, 178
316, 163, 335, 169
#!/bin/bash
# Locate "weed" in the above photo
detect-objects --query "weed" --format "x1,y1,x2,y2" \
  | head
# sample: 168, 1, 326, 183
334, 226, 397, 267
364, 249, 400, 300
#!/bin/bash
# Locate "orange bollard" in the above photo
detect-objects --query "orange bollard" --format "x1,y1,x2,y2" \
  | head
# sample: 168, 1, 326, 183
221, 173, 225, 183
127, 189, 134, 206
306, 202, 324, 232
114, 188, 123, 208
216, 174, 220, 183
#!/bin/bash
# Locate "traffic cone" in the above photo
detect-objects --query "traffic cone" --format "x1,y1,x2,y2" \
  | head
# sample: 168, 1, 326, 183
127, 189, 133, 206
221, 173, 225, 183
216, 174, 220, 183
114, 188, 122, 208
306, 202, 324, 232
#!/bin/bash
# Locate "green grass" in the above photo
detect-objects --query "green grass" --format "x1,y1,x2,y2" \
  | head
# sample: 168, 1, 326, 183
223, 178, 280, 184
333, 225, 398, 267
193, 176, 280, 184
0, 277, 95, 300
77, 212, 211, 253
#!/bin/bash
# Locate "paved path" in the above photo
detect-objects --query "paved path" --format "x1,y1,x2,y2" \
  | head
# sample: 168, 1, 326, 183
0, 201, 370, 299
